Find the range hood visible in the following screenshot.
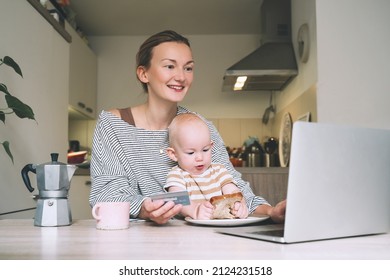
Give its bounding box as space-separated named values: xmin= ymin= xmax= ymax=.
xmin=222 ymin=0 xmax=297 ymax=92
xmin=222 ymin=42 xmax=297 ymax=91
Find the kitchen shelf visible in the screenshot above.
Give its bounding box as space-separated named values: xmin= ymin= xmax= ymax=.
xmin=27 ymin=0 xmax=71 ymax=43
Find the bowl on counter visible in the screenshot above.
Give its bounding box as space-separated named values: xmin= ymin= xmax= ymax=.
xmin=67 ymin=151 xmax=87 ymax=164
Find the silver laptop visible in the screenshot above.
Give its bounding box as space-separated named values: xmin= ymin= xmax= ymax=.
xmin=218 ymin=122 xmax=390 ymax=243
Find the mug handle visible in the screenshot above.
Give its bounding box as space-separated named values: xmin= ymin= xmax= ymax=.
xmin=91 ymin=204 xmax=101 ymax=220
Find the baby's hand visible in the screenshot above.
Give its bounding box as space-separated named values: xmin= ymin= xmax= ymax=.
xmin=231 ymin=199 xmax=249 ymax=219
xmin=195 ymin=201 xmax=214 ymax=220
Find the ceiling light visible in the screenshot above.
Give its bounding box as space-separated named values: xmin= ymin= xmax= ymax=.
xmin=233 ymin=76 xmax=247 ymax=91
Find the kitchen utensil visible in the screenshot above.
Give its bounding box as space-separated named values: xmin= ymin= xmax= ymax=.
xmin=245 ymin=138 xmax=265 ymax=167
xmin=68 ymin=140 xmax=80 ymax=152
xmin=264 ymin=137 xmax=278 ymax=154
xmin=262 ymin=91 xmax=276 ymax=125
xmin=264 ymin=137 xmax=279 ymax=167
xmin=21 ymin=153 xmax=77 ymax=227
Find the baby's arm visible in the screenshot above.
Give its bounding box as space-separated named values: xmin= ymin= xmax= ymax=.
xmin=167 ymin=186 xmax=214 ymax=219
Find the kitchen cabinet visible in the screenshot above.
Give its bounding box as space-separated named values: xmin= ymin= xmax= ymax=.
xmin=67 ymin=23 xmax=97 ymax=119
xmin=0 ymin=0 xmax=69 ymax=218
xmin=69 ymin=176 xmax=93 ymax=219
xmin=26 ymin=0 xmax=71 ymax=43
xmin=237 ymin=167 xmax=288 ymax=206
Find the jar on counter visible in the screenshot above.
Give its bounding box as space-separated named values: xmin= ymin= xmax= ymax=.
xmin=247 ymin=145 xmax=264 ymax=167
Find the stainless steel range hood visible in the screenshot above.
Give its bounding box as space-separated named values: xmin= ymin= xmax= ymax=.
xmin=222 ymin=42 xmax=297 ymax=91
xmin=222 ymin=0 xmax=297 ymax=92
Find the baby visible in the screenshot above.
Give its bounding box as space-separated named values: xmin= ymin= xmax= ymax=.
xmin=164 ymin=113 xmax=249 ymax=220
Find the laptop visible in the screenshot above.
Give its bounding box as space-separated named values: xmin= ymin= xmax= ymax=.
xmin=218 ymin=122 xmax=390 ymax=243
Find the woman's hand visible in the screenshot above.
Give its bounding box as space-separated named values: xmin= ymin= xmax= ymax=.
xmin=269 ymin=200 xmax=286 ymax=223
xmin=139 ymin=198 xmax=183 ymax=224
xmin=253 ymin=199 xmax=286 ymax=223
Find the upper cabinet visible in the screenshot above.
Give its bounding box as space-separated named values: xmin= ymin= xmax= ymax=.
xmin=67 ymin=23 xmax=97 ymax=119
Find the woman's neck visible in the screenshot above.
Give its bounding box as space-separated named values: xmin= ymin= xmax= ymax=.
xmin=143 ymin=102 xmax=177 ymax=130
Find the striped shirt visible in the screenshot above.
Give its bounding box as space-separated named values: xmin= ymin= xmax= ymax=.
xmin=89 ymin=106 xmax=269 ymax=218
xmin=164 ymin=163 xmax=235 ymax=202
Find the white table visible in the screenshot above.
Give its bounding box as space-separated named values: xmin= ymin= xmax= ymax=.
xmin=0 ymin=219 xmax=390 ymax=260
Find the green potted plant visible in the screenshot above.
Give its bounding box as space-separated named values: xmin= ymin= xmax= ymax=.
xmin=0 ymin=56 xmax=36 ymax=163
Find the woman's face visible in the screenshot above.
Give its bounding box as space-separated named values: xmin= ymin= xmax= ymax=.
xmin=138 ymin=42 xmax=194 ymax=103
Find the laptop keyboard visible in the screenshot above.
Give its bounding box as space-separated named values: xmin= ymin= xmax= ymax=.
xmin=250 ymin=229 xmax=285 ymax=237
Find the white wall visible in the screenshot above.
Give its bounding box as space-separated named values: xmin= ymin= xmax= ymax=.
xmin=88 ymin=0 xmax=390 ymax=141
xmin=316 ymin=0 xmax=390 ymax=129
xmin=275 ymin=0 xmax=390 ymax=132
xmin=276 ymin=0 xmax=317 ymax=111
xmin=88 ymin=2 xmax=319 ymax=123
xmin=89 ymin=34 xmax=272 ymax=119
xmin=0 ymin=1 xmax=69 ymax=217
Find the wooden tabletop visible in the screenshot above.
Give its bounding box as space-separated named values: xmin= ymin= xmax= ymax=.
xmin=1 ymin=219 xmax=389 ymax=260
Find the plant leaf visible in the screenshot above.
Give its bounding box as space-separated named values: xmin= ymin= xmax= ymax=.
xmin=5 ymin=95 xmax=35 ymax=120
xmin=2 ymin=56 xmax=23 ymax=77
xmin=0 ymin=83 xmax=10 ymax=95
xmin=1 ymin=141 xmax=14 ymax=163
xmin=0 ymin=111 xmax=5 ymax=123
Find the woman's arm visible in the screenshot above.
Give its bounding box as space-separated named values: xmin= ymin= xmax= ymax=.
xmin=205 ymin=120 xmax=270 ymax=211
xmin=90 ymin=112 xmax=154 ymax=218
xmin=89 ymin=116 xmax=135 ymax=205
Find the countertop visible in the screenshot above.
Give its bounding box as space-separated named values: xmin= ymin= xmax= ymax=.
xmin=73 ymin=166 xmax=288 ymax=177
xmin=74 ymin=167 xmax=90 ymax=176
xmin=1 ymin=219 xmax=389 ymax=260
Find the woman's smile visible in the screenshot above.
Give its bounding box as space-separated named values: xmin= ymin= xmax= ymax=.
xmin=167 ymin=84 xmax=185 ymax=92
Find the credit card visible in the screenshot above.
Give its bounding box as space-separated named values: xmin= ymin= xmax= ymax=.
xmin=149 ymin=191 xmax=190 ymax=206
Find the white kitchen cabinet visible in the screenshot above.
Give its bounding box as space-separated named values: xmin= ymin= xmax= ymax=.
xmin=68 ymin=175 xmax=93 ymax=219
xmin=0 ymin=0 xmax=69 ymax=218
xmin=67 ymin=23 xmax=97 ymax=119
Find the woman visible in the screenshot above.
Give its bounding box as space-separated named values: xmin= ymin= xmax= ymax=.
xmin=89 ymin=30 xmax=286 ymax=224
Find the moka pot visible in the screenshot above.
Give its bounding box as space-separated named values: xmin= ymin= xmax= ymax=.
xmin=21 ymin=153 xmax=77 ymax=226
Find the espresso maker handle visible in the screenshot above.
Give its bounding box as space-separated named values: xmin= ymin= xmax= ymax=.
xmin=21 ymin=164 xmax=36 ymax=193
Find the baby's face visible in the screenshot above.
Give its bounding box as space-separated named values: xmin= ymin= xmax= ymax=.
xmin=174 ymin=124 xmax=212 ymax=175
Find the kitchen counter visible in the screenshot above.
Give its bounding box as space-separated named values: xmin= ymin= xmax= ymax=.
xmin=73 ymin=167 xmax=287 ymax=177
xmin=1 ymin=219 xmax=389 ymax=260
xmin=74 ymin=167 xmax=90 ymax=176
